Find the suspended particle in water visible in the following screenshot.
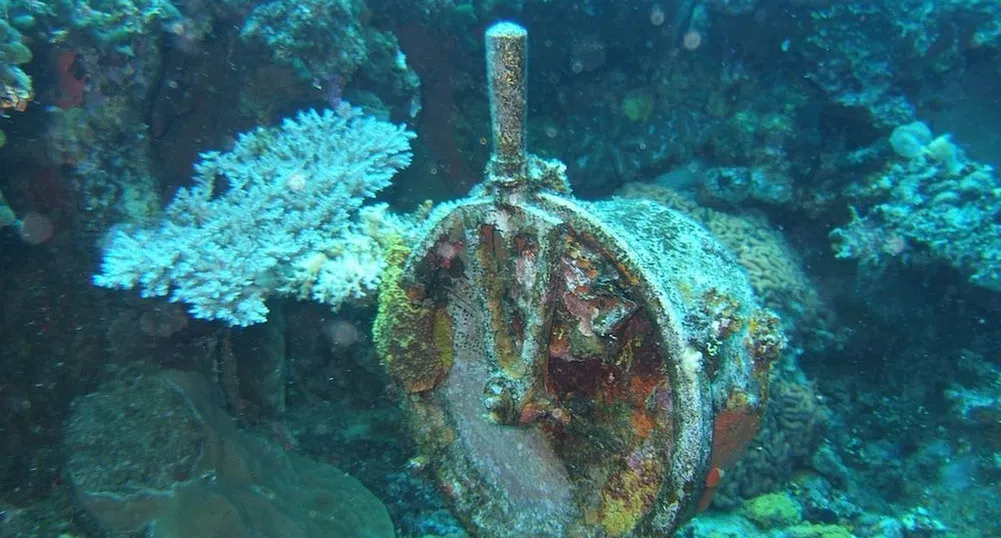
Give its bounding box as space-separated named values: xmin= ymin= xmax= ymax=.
xmin=650 ymin=4 xmax=665 ymax=26
xmin=683 ymin=30 xmax=703 ymax=51
xmin=285 ymin=172 xmax=307 ymax=191
xmin=19 ymin=212 xmax=53 ymax=245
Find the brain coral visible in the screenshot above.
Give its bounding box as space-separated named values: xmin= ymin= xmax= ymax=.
xmin=712 ymin=376 xmax=829 ymax=508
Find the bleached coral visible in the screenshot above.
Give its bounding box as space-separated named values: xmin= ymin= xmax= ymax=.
xmin=94 ymin=103 xmax=415 ymax=326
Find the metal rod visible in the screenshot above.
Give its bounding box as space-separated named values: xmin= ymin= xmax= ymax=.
xmin=485 ymin=22 xmax=528 ymax=187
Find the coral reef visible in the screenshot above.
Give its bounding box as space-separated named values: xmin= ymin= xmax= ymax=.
xmin=711 ymin=375 xmax=829 ymax=508
xmin=698 ymin=166 xmax=794 ymax=207
xmin=4 ymin=0 xmax=1001 ymax=537
xmin=0 ymin=1 xmax=35 ymax=146
xmin=240 ymin=0 xmax=421 ymax=112
xmin=800 ymin=2 xmax=1001 ymax=126
xmin=739 ymin=492 xmax=802 ymax=529
xmin=240 ymin=0 xmax=368 ymax=84
xmin=63 ymin=367 xmax=395 ymax=537
xmin=832 ymin=122 xmax=1001 ymax=291
xmin=93 ymin=104 xmax=416 ymax=326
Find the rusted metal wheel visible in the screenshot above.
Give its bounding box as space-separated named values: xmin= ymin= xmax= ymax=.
xmin=374 ymin=22 xmax=784 ymax=538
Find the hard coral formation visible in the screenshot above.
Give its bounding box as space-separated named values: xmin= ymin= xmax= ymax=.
xmin=712 ymin=376 xmax=828 ymax=508
xmin=4 ymin=0 xmax=1001 ymax=536
xmin=698 ymin=166 xmax=795 ymax=207
xmin=241 ymin=0 xmax=368 ymax=83
xmin=0 ymin=2 xmax=35 ymax=147
xmin=64 ymin=368 xmax=395 ymax=538
xmin=240 ymin=0 xmax=421 ymax=106
xmin=946 ymin=351 xmax=1001 ymax=452
xmin=93 ymin=104 xmax=416 ymax=326
xmin=740 ymin=492 xmax=802 ymax=529
xmin=800 ymin=2 xmax=1001 ymax=127
xmin=832 ymin=122 xmax=1001 ymax=291
xmin=49 ymin=0 xmax=182 ymax=51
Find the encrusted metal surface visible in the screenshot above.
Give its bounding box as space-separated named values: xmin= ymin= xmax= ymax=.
xmin=485 ymin=22 xmax=528 ymax=185
xmin=373 ymin=21 xmax=784 ymax=538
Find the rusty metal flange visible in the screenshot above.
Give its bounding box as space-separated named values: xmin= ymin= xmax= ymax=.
xmin=374 ymin=22 xmax=784 ymax=538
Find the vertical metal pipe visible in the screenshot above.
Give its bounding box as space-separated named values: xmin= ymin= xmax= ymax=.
xmin=485 ymin=22 xmax=528 ymax=187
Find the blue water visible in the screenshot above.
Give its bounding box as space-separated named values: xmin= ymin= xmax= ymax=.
xmin=1 ymin=1 xmax=1000 ymax=537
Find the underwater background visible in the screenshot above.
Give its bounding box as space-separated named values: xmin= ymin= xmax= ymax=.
xmin=1 ymin=0 xmax=1000 ymax=537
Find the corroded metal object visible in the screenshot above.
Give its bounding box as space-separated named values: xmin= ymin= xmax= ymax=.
xmin=374 ymin=21 xmax=784 ymax=538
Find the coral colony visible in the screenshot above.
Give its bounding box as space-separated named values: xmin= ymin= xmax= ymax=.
xmin=1 ymin=1 xmax=1001 ymax=538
